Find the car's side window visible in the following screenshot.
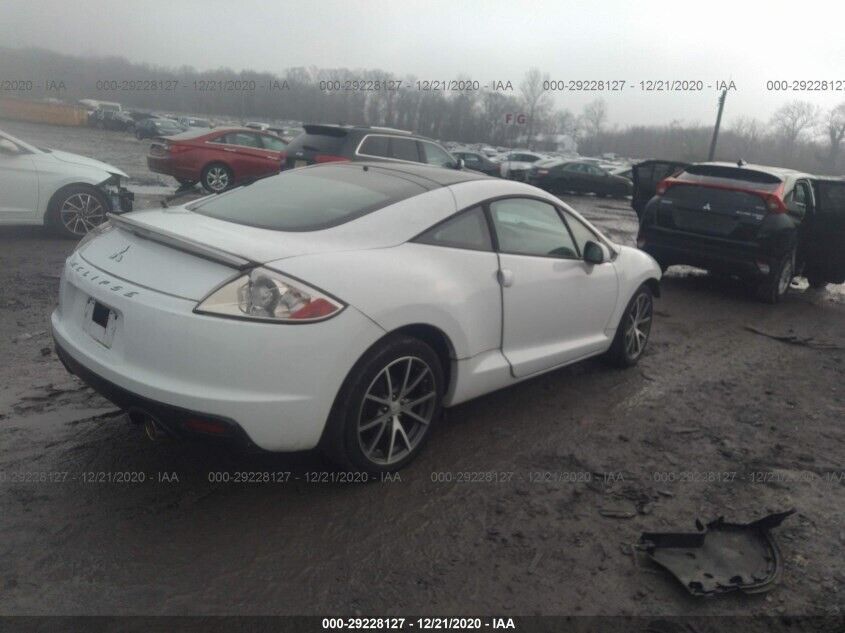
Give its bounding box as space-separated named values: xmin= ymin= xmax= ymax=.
xmin=260 ymin=135 xmax=286 ymax=152
xmin=224 ymin=132 xmax=262 ymax=148
xmin=390 ymin=137 xmax=421 ymax=162
xmin=562 ymin=211 xmax=598 ymax=257
xmin=489 ymin=198 xmax=578 ymax=259
xmin=414 ymin=206 xmax=492 ymax=251
xmin=359 ymin=135 xmax=390 ymax=157
xmin=462 ymin=154 xmax=481 ymax=167
xmin=786 ymin=180 xmax=811 ymax=219
xmin=420 ymin=142 xmax=455 ymax=167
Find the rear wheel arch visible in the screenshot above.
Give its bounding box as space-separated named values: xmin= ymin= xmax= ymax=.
xmin=643 ymin=277 xmax=661 ymax=298
xmin=319 ymin=324 xmax=454 ymax=471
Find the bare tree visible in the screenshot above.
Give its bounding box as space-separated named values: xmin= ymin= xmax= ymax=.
xmin=730 ymin=116 xmax=766 ymax=159
xmin=581 ymin=99 xmax=607 ymax=138
xmin=519 ymin=68 xmax=552 ymax=149
xmin=770 ymin=101 xmax=820 ymax=157
xmin=819 ymin=102 xmax=845 ymax=172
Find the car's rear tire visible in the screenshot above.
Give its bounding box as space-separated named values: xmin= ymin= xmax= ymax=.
xmin=603 ymin=284 xmax=654 ymax=368
xmin=755 ymin=250 xmax=794 ymax=304
xmin=47 ymin=185 xmax=110 ymax=239
xmin=322 ymin=335 xmax=444 ymax=474
xmin=201 ymin=163 xmax=233 ymax=193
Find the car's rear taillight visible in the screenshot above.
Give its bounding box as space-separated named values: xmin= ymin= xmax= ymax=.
xmin=761 ymin=193 xmax=787 ymax=213
xmin=314 ymin=154 xmax=349 ymax=163
xmin=655 ymin=178 xmax=672 ymax=196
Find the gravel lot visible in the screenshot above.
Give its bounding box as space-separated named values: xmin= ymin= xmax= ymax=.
xmin=1 ymin=121 xmax=844 ymax=622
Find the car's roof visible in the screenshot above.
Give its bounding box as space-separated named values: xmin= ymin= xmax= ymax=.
xmin=302 ymin=123 xmax=432 ymax=141
xmin=169 ymin=126 xmax=260 ymax=140
xmin=327 ymin=161 xmax=492 ymax=187
xmin=693 ymin=161 xmax=813 ymax=179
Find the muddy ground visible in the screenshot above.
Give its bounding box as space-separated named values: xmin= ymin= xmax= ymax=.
xmin=1 ymin=121 xmax=844 ymax=623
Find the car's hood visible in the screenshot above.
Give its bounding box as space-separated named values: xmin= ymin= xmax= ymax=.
xmin=47 ymin=149 xmax=128 ymax=178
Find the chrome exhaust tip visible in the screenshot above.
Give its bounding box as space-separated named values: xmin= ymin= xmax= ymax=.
xmin=129 ymin=409 xmax=168 ymax=441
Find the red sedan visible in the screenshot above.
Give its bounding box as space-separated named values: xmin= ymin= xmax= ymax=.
xmin=146 ymin=127 xmax=287 ymax=192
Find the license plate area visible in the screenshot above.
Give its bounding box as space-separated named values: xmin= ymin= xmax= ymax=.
xmin=84 ymin=298 xmax=118 ymax=348
xmin=294 ymin=160 xmax=307 ymax=168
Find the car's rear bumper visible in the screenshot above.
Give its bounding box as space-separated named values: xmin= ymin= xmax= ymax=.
xmin=146 ymin=156 xmax=196 ymax=180
xmin=51 ymin=254 xmax=386 ymax=451
xmin=638 ymin=227 xmax=779 ymax=277
xmin=54 ymin=340 xmax=253 ymax=445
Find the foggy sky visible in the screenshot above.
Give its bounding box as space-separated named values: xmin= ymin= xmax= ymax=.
xmin=2 ymin=0 xmax=845 ymax=127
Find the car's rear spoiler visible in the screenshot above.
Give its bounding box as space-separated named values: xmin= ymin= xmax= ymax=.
xmin=107 ymin=213 xmax=256 ymax=270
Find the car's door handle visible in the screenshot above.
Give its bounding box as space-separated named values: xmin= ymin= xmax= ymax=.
xmin=223 ymin=148 xmax=236 ymax=152
xmin=498 ymin=269 xmax=514 ymax=287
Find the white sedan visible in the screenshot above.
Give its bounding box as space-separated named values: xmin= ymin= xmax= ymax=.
xmin=51 ymin=162 xmax=660 ymax=472
xmin=0 ymin=129 xmax=132 ymax=238
xmin=498 ymin=150 xmax=547 ymax=180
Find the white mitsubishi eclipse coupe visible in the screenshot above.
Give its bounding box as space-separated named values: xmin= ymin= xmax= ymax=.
xmin=52 ymin=162 xmax=661 ymax=472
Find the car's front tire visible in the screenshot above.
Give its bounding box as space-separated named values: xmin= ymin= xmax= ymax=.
xmin=322 ymin=335 xmax=444 ymax=474
xmin=47 ymin=185 xmax=109 ymax=239
xmin=604 ymin=284 xmax=654 ymax=367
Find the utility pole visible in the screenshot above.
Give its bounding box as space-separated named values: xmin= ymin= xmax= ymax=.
xmin=708 ymin=89 xmax=727 ymax=161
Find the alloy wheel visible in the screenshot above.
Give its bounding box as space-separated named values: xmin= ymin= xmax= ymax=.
xmin=624 ymin=292 xmax=652 ymax=360
xmin=357 ymin=356 xmax=437 ymax=466
xmin=777 ymin=257 xmax=794 ymax=296
xmin=60 ymin=193 xmax=105 ymax=236
xmin=206 ymin=166 xmax=230 ymax=191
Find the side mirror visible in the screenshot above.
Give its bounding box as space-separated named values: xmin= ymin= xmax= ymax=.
xmin=0 ymin=139 xmax=20 ymax=155
xmin=583 ymin=240 xmax=607 ymax=265
xmin=453 ymin=158 xmax=465 ymax=170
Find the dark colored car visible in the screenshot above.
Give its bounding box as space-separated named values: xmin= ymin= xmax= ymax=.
xmin=528 ymin=159 xmax=633 ymax=197
xmin=147 ymin=127 xmax=287 ymax=192
xmin=135 ymin=118 xmax=186 ymax=140
xmin=451 ymin=149 xmax=500 ymax=177
xmin=631 ymin=159 xmax=689 ymax=218
xmin=280 ymin=125 xmax=461 ymax=171
xmin=178 ymin=116 xmax=212 ymax=129
xmin=636 ymin=161 xmax=845 ymax=302
xmin=91 ymin=109 xmax=135 ymax=131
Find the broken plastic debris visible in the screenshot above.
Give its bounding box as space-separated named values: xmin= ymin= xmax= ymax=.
xmin=638 ymin=509 xmax=795 ymax=596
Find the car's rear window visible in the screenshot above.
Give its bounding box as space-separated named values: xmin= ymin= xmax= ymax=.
xmin=535 ymin=158 xmax=564 ymax=168
xmin=285 ymin=133 xmax=346 ymax=154
xmin=188 ymin=165 xmax=428 ymax=231
xmin=681 ymin=165 xmax=783 ymax=190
